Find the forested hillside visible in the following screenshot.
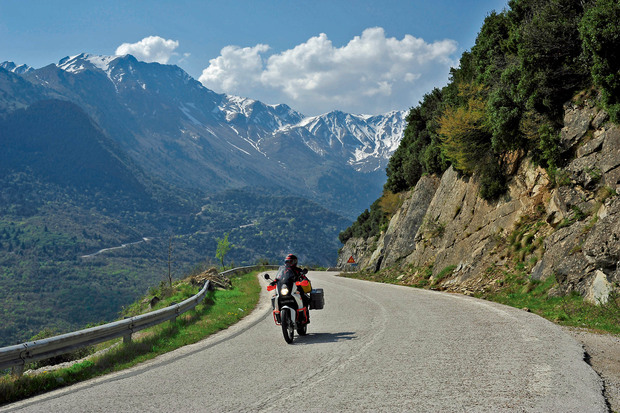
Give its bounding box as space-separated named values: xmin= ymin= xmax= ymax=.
xmin=340 ymin=0 xmax=620 ymax=243
xmin=0 ymin=100 xmax=195 ymax=345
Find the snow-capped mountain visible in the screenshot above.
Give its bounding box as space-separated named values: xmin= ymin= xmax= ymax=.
xmin=1 ymin=61 xmax=34 ymax=74
xmin=3 ymin=53 xmax=406 ymax=218
xmin=283 ymin=110 xmax=406 ymax=172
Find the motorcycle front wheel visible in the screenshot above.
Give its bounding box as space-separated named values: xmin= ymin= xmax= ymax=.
xmin=281 ymin=309 xmax=295 ymax=344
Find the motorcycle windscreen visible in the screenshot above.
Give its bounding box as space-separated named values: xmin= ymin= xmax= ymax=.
xmin=276 ymin=267 xmax=297 ymax=289
xmin=275 ymin=266 xmax=297 ymax=283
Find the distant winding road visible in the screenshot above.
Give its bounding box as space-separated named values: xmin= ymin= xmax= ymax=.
xmin=2 ymin=271 xmax=606 ymax=412
xmin=80 ymin=238 xmax=152 ymax=258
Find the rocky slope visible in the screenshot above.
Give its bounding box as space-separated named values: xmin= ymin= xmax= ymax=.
xmin=338 ymin=100 xmax=619 ymax=304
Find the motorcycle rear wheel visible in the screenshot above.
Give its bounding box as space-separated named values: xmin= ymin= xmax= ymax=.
xmin=297 ymin=322 xmax=307 ymax=336
xmin=281 ymin=310 xmax=295 ymax=344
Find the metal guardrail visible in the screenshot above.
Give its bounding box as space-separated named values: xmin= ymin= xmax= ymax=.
xmin=220 ymin=265 xmax=278 ymax=278
xmin=0 ymin=265 xmax=278 ymax=376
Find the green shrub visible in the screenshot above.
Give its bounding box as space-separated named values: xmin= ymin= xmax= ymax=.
xmin=535 ymin=123 xmax=562 ymax=169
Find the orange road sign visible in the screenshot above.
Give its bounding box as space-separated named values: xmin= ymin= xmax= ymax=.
xmin=347 ymin=255 xmax=356 ymax=264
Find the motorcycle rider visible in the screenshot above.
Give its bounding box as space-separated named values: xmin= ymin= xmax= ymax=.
xmin=280 ymin=253 xmax=312 ymax=315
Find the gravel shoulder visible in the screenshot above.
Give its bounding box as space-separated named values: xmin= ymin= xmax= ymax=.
xmin=562 ymin=327 xmax=620 ymax=412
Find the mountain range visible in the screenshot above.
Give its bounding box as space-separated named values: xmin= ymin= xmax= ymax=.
xmin=2 ymin=53 xmax=405 ymax=218
xmin=0 ymin=61 xmax=34 ymax=75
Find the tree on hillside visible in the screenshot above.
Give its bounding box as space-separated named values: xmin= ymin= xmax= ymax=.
xmin=580 ymin=0 xmax=620 ymax=122
xmin=215 ymin=232 xmax=233 ymax=268
xmin=471 ymin=11 xmax=511 ymax=88
xmin=511 ymin=0 xmax=590 ymax=120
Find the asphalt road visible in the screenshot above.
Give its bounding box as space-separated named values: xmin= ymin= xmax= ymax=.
xmin=2 ymin=271 xmax=606 ymax=412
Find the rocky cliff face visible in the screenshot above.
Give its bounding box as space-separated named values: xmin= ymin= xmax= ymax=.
xmin=338 ymin=100 xmax=620 ymax=304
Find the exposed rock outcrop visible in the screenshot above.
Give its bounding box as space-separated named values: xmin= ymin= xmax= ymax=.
xmin=339 ymin=100 xmax=620 ymax=304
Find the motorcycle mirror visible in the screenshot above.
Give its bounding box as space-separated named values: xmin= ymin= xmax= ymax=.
xmin=264 ymin=273 xmax=271 ymax=280
xmin=302 ymin=268 xmax=308 ymax=275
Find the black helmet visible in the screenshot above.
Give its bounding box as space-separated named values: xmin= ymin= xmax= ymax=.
xmin=285 ymin=254 xmax=298 ymax=267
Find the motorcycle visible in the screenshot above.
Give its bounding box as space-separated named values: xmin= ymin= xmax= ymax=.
xmin=265 ymin=266 xmax=317 ymax=344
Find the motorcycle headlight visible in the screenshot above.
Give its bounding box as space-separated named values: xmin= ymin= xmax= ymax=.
xmin=281 ymin=285 xmax=289 ymax=296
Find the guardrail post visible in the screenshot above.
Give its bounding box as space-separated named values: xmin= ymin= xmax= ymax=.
xmin=123 ymin=317 xmax=133 ymax=344
xmin=170 ymin=302 xmax=178 ymax=325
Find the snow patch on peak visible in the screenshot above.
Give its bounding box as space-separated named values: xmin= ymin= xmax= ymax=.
xmin=57 ymin=53 xmax=119 ymax=74
xmin=219 ymin=95 xmax=303 ymax=130
xmin=221 ymin=95 xmax=257 ymax=117
xmin=227 ymin=94 xmax=256 ymax=106
xmin=296 ymin=115 xmax=322 ymax=129
xmin=85 ymin=55 xmax=118 ymax=71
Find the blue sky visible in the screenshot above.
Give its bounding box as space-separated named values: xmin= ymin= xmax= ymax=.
xmin=1 ymin=0 xmax=508 ymax=116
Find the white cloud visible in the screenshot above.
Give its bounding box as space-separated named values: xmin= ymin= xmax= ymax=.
xmin=116 ymin=36 xmax=179 ymax=64
xmin=199 ymin=27 xmax=458 ymax=116
xmin=200 ymin=44 xmax=269 ymax=92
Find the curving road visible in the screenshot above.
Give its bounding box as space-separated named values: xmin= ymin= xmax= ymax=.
xmin=2 ymin=271 xmax=606 ymax=412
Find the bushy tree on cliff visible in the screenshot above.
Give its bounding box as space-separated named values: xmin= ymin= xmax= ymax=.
xmin=580 ymin=0 xmax=620 ymax=122
xmin=438 ymin=83 xmax=490 ymax=175
xmin=508 ymin=0 xmax=590 ymax=120
xmin=439 ymin=82 xmax=509 ymax=199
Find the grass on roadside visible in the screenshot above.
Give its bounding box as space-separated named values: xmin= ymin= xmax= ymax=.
xmin=341 ymin=268 xmax=620 ymax=336
xmin=0 ymin=271 xmax=261 ymax=406
xmin=483 ymin=271 xmax=620 ymax=335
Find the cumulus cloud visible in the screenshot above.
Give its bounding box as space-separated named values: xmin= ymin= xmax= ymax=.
xmin=116 ymin=36 xmax=179 ymax=64
xmin=199 ymin=27 xmax=458 ymax=115
xmin=200 ymin=44 xmax=270 ymax=92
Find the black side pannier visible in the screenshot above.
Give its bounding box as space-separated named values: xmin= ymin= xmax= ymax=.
xmin=310 ymin=288 xmax=324 ymax=310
